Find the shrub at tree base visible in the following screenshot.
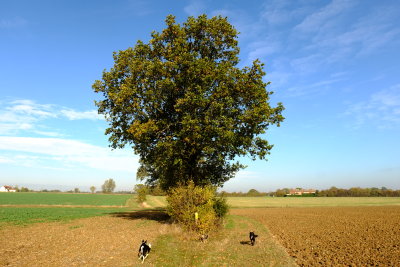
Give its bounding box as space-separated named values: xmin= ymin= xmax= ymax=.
xmin=166 ymin=181 xmax=228 ymax=235
xmin=134 ymin=184 xmax=148 ymax=204
xmin=213 ymin=196 xmax=229 ymax=219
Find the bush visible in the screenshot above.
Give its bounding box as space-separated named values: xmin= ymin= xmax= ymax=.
xmin=134 ymin=184 xmax=148 ymax=203
xmin=213 ymin=196 xmax=229 ymax=219
xmin=166 ymin=181 xmax=228 ymax=235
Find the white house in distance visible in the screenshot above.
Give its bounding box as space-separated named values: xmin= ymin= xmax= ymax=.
xmin=0 ymin=186 xmax=16 ymax=192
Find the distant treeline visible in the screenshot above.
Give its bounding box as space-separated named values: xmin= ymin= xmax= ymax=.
xmin=274 ymin=187 xmax=400 ymax=197
xmin=8 ymin=186 xmax=400 ymax=197
xmin=217 ymin=187 xmax=400 ymax=197
xmin=217 ymin=189 xmax=268 ymax=197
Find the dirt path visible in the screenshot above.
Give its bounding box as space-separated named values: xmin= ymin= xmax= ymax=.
xmin=0 ymin=210 xmax=168 ymax=266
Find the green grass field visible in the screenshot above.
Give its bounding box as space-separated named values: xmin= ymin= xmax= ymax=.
xmin=0 ymin=207 xmax=128 ymax=227
xmin=0 ymin=192 xmax=133 ymax=206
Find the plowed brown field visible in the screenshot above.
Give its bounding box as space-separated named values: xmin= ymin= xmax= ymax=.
xmin=232 ymin=206 xmax=400 ymax=266
xmin=0 ymin=210 xmax=170 ymax=266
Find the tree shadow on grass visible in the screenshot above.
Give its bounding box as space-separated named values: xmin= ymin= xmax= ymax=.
xmin=109 ymin=208 xmax=170 ymax=223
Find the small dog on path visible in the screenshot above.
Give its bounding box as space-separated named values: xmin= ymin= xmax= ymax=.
xmin=249 ymin=232 xmax=258 ymax=246
xmin=138 ymin=240 xmax=151 ymax=263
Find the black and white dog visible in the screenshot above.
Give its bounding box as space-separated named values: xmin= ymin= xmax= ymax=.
xmin=138 ymin=240 xmax=151 ymax=263
xmin=249 ymin=232 xmax=258 ymax=246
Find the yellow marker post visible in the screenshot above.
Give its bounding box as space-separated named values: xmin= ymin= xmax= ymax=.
xmin=195 ymin=212 xmax=198 ymax=224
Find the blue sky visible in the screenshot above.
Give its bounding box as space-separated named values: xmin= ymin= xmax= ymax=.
xmin=1 ymin=0 xmax=399 ymax=192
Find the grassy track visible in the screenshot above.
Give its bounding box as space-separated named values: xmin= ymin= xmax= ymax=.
xmin=0 ymin=207 xmax=128 ymax=227
xmin=151 ymin=214 xmax=296 ymax=266
xmin=0 ymin=192 xmax=133 ymax=206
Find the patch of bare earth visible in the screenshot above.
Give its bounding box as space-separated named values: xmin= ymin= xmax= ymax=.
xmin=232 ymin=206 xmax=400 ymax=266
xmin=0 ymin=210 xmax=169 ymax=266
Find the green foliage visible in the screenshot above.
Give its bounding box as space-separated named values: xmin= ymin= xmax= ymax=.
xmin=148 ymin=183 xmax=167 ymax=196
xmin=101 ymin=178 xmax=116 ymax=193
xmin=213 ymin=196 xmax=229 ymax=219
xmin=74 ymin=188 xmax=80 ymax=193
xmin=274 ymin=188 xmax=290 ymax=197
xmin=90 ymin=186 xmax=96 ymax=193
xmin=20 ymin=187 xmax=30 ymax=192
xmin=317 ymin=187 xmax=400 ymax=197
xmin=93 ymin=14 xmax=285 ymax=190
xmin=134 ymin=184 xmax=148 ymax=203
xmin=166 ymin=181 xmax=226 ymax=234
xmin=269 ymin=187 xmax=400 ymax=197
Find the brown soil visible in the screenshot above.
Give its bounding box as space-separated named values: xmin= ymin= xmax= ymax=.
xmin=0 ymin=210 xmax=169 ymax=267
xmin=232 ymin=206 xmax=400 ymax=266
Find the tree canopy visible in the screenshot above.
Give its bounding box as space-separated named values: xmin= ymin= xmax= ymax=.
xmin=101 ymin=178 xmax=116 ymax=193
xmin=93 ymin=15 xmax=284 ymax=190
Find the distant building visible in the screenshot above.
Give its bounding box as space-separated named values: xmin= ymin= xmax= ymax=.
xmin=286 ymin=188 xmax=316 ymax=196
xmin=0 ymin=186 xmax=16 ymax=192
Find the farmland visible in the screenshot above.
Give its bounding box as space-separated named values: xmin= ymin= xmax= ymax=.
xmin=0 ymin=192 xmax=132 ymax=206
xmin=0 ymin=207 xmax=128 ymax=227
xmin=145 ymin=195 xmax=400 ymax=208
xmin=1 ymin=193 xmax=400 ymax=266
xmin=233 ymin=206 xmax=400 ymax=266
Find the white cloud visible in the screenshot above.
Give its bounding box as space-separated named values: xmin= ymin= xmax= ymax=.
xmin=261 ymin=0 xmax=307 ymax=26
xmin=247 ymin=40 xmax=280 ymax=62
xmin=0 ymin=136 xmax=139 ymax=173
xmin=294 ymin=0 xmax=354 ymax=33
xmin=0 ymin=17 xmax=27 ymax=28
xmin=293 ymin=2 xmax=400 ymax=65
xmin=0 ymin=99 xmax=102 ymax=135
xmin=345 ymin=84 xmax=400 ymax=128
xmin=61 ymin=109 xmax=102 ymax=120
xmin=8 ymin=100 xmax=56 ymax=118
xmin=184 ymin=0 xmax=205 ymax=16
xmin=0 ymin=156 xmax=14 ymax=164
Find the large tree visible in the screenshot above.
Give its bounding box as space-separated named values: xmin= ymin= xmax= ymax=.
xmin=101 ymin=178 xmax=116 ymax=193
xmin=93 ymin=15 xmax=284 ymax=190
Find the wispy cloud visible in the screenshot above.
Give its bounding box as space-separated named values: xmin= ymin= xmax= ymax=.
xmin=126 ymin=0 xmax=153 ymax=16
xmin=247 ymin=39 xmax=280 ymax=63
xmin=294 ymin=0 xmax=354 ymax=33
xmin=292 ymin=2 xmax=400 ymax=66
xmin=0 ymin=136 xmax=138 ymax=173
xmin=0 ymin=17 xmax=27 ymax=28
xmin=60 ymin=109 xmax=102 ymax=120
xmin=285 ymin=77 xmax=345 ymax=98
xmin=344 ymin=84 xmax=400 ymax=128
xmin=0 ymin=99 xmax=102 ymax=135
xmin=184 ymin=0 xmax=205 ymax=16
